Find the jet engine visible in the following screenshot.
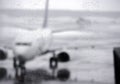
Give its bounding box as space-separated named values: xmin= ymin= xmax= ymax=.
xmin=0 ymin=49 xmax=7 ymax=60
xmin=57 ymin=52 xmax=70 ymax=62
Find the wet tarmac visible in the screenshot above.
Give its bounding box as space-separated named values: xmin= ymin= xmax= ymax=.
xmin=0 ymin=48 xmax=115 ymax=84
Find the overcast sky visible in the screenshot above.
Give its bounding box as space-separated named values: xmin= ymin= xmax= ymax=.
xmin=0 ymin=0 xmax=120 ymax=11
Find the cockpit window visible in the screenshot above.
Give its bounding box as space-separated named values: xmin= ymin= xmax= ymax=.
xmin=16 ymin=42 xmax=32 ymax=46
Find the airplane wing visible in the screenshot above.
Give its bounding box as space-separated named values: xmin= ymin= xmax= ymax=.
xmin=50 ymin=30 xmax=118 ymax=51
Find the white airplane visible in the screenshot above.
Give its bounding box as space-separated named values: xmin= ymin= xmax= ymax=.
xmin=0 ymin=0 xmax=72 ymax=81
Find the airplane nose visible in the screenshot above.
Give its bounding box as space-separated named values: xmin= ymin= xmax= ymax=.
xmin=14 ymin=46 xmax=28 ymax=56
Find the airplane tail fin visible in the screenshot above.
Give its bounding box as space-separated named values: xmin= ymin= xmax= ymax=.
xmin=42 ymin=0 xmax=49 ymax=28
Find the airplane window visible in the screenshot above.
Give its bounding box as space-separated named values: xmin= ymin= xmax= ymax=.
xmin=16 ymin=42 xmax=31 ymax=46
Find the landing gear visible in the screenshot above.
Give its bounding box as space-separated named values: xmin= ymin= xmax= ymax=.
xmin=49 ymin=51 xmax=70 ymax=81
xmin=49 ymin=57 xmax=58 ymax=69
xmin=49 ymin=54 xmax=58 ymax=79
xmin=49 ymin=51 xmax=58 ymax=69
xmin=13 ymin=57 xmax=26 ymax=82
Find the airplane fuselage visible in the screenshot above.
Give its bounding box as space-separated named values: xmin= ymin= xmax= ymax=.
xmin=13 ymin=29 xmax=52 ymax=61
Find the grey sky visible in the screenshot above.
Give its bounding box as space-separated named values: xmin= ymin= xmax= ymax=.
xmin=0 ymin=0 xmax=120 ymax=11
